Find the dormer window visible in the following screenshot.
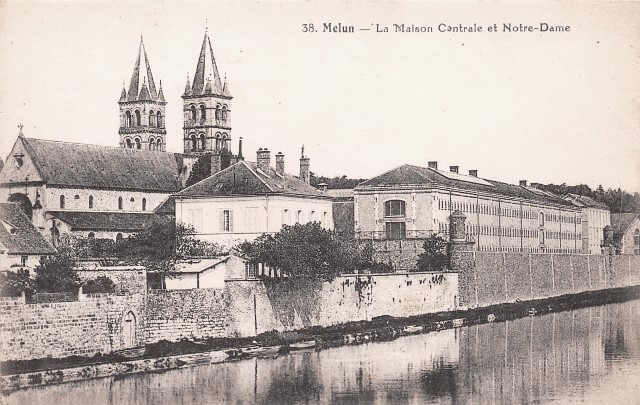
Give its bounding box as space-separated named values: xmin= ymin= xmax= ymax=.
xmin=13 ymin=154 xmax=24 ymax=168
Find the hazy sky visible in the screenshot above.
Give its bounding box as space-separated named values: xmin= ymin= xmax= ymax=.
xmin=1 ymin=1 xmax=638 ymax=192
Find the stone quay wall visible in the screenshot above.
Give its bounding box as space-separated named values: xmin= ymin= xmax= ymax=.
xmin=0 ymin=293 xmax=146 ymax=362
xmin=456 ymin=252 xmax=640 ymax=308
xmin=146 ymin=288 xmax=227 ymax=343
xmin=225 ymin=271 xmax=458 ymax=337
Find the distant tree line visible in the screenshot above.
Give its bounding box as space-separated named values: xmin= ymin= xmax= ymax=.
xmin=310 ymin=173 xmax=367 ymax=189
xmin=536 ymin=183 xmax=640 ymax=213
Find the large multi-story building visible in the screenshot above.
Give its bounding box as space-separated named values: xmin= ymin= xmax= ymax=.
xmin=174 ymin=148 xmax=333 ymax=248
xmin=355 ymin=162 xmax=583 ymax=253
xmin=563 ymin=193 xmax=610 ymax=254
xmin=0 ymin=31 xmax=243 ymax=242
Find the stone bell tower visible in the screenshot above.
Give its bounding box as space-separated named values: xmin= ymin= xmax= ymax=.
xmin=118 ymin=37 xmax=167 ymax=151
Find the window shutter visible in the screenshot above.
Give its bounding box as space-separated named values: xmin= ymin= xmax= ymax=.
xmin=219 ymin=210 xmax=224 ymax=232
xmin=229 ymin=210 xmax=234 ymax=232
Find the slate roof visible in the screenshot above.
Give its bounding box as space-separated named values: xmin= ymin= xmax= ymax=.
xmin=21 ymin=138 xmax=184 ymax=192
xmin=325 ymin=189 xmax=354 ymax=201
xmin=564 ymin=193 xmax=610 ymax=210
xmin=175 ymin=161 xmax=329 ymax=199
xmin=124 ymin=38 xmax=160 ymax=102
xmin=48 ymin=211 xmax=162 ymax=232
xmin=186 ymin=31 xmax=226 ymax=97
xmin=174 ymin=257 xmax=229 ymax=273
xmin=611 ymin=213 xmax=640 ymax=235
xmin=0 ymin=203 xmax=56 ymax=255
xmin=154 ymin=196 xmax=176 ymax=215
xmin=356 ymin=164 xmax=574 ymax=208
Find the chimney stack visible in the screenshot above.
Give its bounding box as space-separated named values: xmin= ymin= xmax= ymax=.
xmin=519 ymin=180 xmax=528 ymax=187
xmin=428 ymin=161 xmax=438 ymax=170
xmin=299 ymin=146 xmax=310 ymax=184
xmin=275 ymin=152 xmax=285 ymax=176
xmin=450 ymin=166 xmax=459 ymax=174
xmin=238 ymin=137 xmax=243 ymax=159
xmin=468 ymin=170 xmax=478 ymax=177
xmin=256 ymin=148 xmax=271 ymax=174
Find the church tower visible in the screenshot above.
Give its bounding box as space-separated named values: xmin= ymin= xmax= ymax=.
xmin=183 ymin=30 xmax=233 ymax=161
xmin=118 ymin=37 xmax=167 ymax=151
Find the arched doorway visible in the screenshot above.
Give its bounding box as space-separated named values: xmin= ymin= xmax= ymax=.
xmin=122 ymin=311 xmax=137 ymax=348
xmin=8 ymin=193 xmax=33 ymax=220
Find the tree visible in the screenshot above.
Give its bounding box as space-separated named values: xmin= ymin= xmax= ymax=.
xmin=34 ymin=237 xmax=82 ymax=293
xmin=116 ymin=218 xmax=223 ymax=275
xmin=310 ymin=173 xmax=367 ymax=189
xmin=240 ymin=222 xmax=389 ymax=281
xmin=416 ymin=234 xmax=448 ymax=272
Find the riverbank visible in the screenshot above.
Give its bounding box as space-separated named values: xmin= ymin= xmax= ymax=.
xmin=3 ymin=284 xmax=640 ymax=393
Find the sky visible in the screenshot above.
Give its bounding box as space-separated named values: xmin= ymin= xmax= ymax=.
xmin=0 ymin=1 xmax=639 ymax=192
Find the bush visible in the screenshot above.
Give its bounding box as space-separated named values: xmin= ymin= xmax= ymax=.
xmin=82 ymin=276 xmax=116 ymax=294
xmin=0 ymin=269 xmax=34 ymax=296
xmin=34 ymin=243 xmax=82 ymax=293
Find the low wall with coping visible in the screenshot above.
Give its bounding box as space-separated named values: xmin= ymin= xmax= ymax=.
xmin=0 ymin=293 xmax=146 ymax=362
xmin=225 ymin=271 xmax=458 ymax=337
xmin=146 ymin=288 xmax=227 ymax=343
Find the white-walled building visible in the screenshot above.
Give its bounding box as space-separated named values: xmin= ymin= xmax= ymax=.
xmin=563 ymin=193 xmax=610 ymax=254
xmin=174 ymin=149 xmax=333 ymax=248
xmin=355 ymin=163 xmax=583 ymax=253
xmin=0 ymin=203 xmax=56 ymax=270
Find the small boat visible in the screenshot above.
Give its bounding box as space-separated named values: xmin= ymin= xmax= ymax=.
xmin=487 ymin=314 xmax=496 ymax=323
xmin=403 ymin=325 xmax=424 ymax=334
xmin=113 ymin=346 xmax=146 ymax=359
xmin=452 ymin=318 xmax=465 ymax=328
xmin=289 ymin=340 xmax=316 ymax=350
xmin=528 ymin=308 xmax=537 ymax=316
xmin=242 ymin=345 xmax=282 ymax=357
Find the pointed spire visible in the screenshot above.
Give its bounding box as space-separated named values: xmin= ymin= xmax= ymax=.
xmin=191 ymin=30 xmax=224 ymax=96
xmin=138 ymin=77 xmax=151 ymax=101
xmin=222 ymin=74 xmax=231 ymax=97
xmin=183 ymin=73 xmax=192 ymax=96
xmin=119 ymin=82 xmax=127 ymax=102
xmin=126 ymin=36 xmax=159 ymax=101
xmin=158 ymin=80 xmax=166 ymax=102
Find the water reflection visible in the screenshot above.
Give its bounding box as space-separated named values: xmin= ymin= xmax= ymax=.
xmin=7 ymin=300 xmax=640 ymax=404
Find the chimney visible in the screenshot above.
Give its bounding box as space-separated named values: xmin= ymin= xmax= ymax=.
xmin=468 ymin=170 xmax=478 ymax=177
xmin=428 ymin=161 xmax=438 ymax=170
xmin=238 ymin=137 xmax=243 ymax=159
xmin=519 ymin=180 xmax=528 ymax=187
xmin=275 ymin=152 xmax=285 ymax=176
xmin=449 ymin=166 xmax=459 ymax=174
xmin=299 ymin=146 xmax=310 ymax=184
xmin=256 ymin=148 xmax=271 ymax=173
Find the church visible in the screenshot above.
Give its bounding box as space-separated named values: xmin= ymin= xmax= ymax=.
xmin=0 ymin=31 xmax=245 ymax=244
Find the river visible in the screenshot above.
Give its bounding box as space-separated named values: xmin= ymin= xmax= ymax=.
xmin=5 ymin=299 xmax=640 ymax=404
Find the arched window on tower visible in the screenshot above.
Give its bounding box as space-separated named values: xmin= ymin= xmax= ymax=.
xmin=190 ymin=105 xmax=197 ymax=123
xmin=156 ymin=138 xmax=162 ymax=151
xmin=222 ymin=134 xmax=229 ymax=151
xmin=156 ymin=111 xmax=162 ymax=127
xmin=59 ymin=195 xmax=65 ymax=209
xmin=125 ymin=138 xmax=133 ymax=149
xmin=221 ymin=105 xmax=228 ymax=124
xmin=200 ymin=105 xmax=206 ymax=123
xmin=215 ymin=104 xmax=221 ymax=125
xmin=215 ymin=134 xmax=221 ymax=151
xmin=135 ymin=110 xmax=141 ymax=126
xmin=135 ymin=138 xmax=141 ymax=149
xmin=125 ymin=111 xmax=132 ymax=127
xmin=199 ymin=134 xmax=206 ymax=150
xmin=190 ymin=134 xmax=197 ymax=151
xmin=149 ymin=111 xmax=155 ymax=126
xmin=148 ymin=137 xmax=155 ymax=151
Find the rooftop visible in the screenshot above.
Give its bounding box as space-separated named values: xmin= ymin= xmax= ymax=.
xmin=0 ymin=203 xmax=56 ymax=256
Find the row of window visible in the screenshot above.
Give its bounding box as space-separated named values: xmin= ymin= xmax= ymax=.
xmin=189 ymin=104 xmax=229 ymax=125
xmin=436 ymin=221 xmax=580 ymax=240
xmin=187 ymin=133 xmax=229 ymax=152
xmin=436 ymin=198 xmax=580 ymax=224
xmin=59 ymin=195 xmax=147 ymax=211
xmin=123 ymin=136 xmax=163 ymax=150
xmin=477 ymin=245 xmax=582 ymax=254
xmin=282 ymin=209 xmax=329 ymax=228
xmin=124 ymin=110 xmax=163 ymax=128
xmin=186 ymin=208 xmax=330 ymax=234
